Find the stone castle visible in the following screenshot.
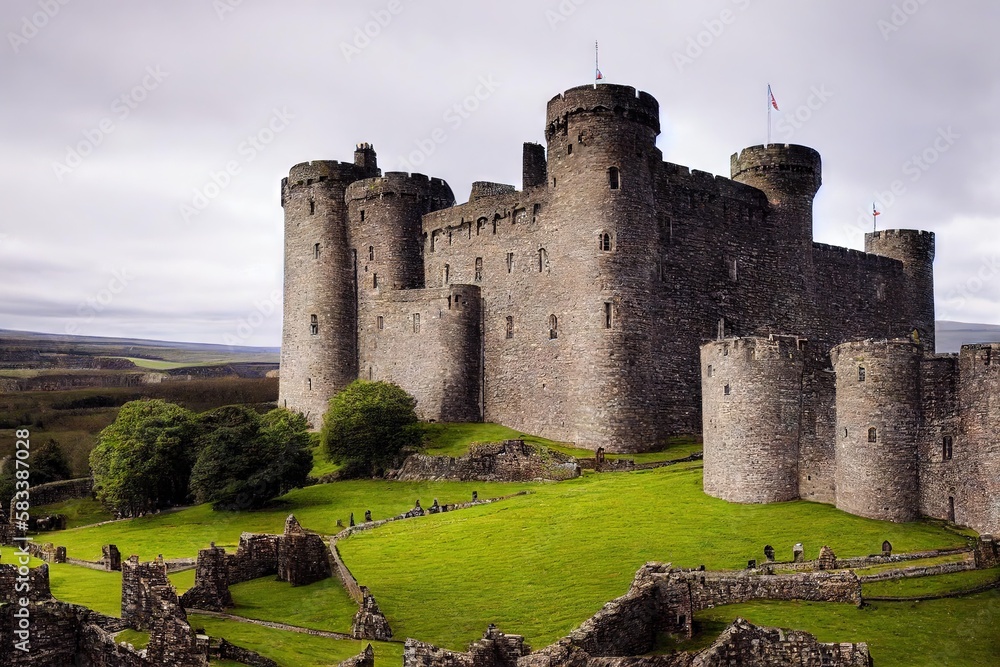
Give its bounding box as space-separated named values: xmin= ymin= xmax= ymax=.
xmin=279 ymin=82 xmax=997 ymax=535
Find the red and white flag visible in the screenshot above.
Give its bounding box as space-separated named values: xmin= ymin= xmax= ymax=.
xmin=873 ymin=203 xmax=881 ymax=217
xmin=768 ymin=84 xmax=779 ymax=111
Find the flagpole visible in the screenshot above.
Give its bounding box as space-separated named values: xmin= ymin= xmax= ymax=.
xmin=594 ymin=40 xmax=599 ymax=88
xmin=767 ymin=85 xmax=771 ymax=145
xmin=873 ymin=202 xmax=877 ymax=232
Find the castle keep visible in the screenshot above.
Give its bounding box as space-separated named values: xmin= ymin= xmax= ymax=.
xmin=279 ymin=82 xmax=996 ymax=533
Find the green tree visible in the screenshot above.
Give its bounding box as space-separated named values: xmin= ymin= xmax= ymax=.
xmin=30 ymin=438 xmax=73 ymax=485
xmin=189 ymin=405 xmax=312 ymax=511
xmin=89 ymin=399 xmax=197 ymax=517
xmin=321 ymin=380 xmax=420 ymax=477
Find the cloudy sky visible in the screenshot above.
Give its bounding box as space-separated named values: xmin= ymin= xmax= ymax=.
xmin=1 ymin=0 xmax=998 ymax=347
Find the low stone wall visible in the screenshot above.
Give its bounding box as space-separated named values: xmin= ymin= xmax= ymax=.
xmin=689 ymin=618 xmax=872 ymax=667
xmin=340 ymin=644 xmax=376 ymax=667
xmin=27 ymin=477 xmax=93 ymax=507
xmin=974 ymin=535 xmax=999 ymax=568
xmin=675 ymin=569 xmax=863 ymax=611
xmin=215 ymin=638 xmax=281 ymax=667
xmin=404 ymin=626 xmax=530 ymax=667
xmin=857 ymin=560 xmax=976 ymax=583
xmin=352 ymin=586 xmax=393 ymax=641
xmin=395 ymin=441 xmax=579 ymax=482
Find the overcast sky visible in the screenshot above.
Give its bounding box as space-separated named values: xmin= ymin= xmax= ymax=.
xmin=1 ymin=0 xmax=998 ymax=347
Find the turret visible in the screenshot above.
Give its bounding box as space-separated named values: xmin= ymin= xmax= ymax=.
xmin=730 ymin=144 xmax=822 ymax=245
xmin=353 ymin=142 xmax=379 ymax=178
xmin=864 ymin=230 xmax=936 ymax=352
xmin=279 ymin=158 xmax=365 ymax=425
xmin=702 ymin=336 xmax=806 ymax=503
xmin=831 ymin=339 xmax=922 ymax=522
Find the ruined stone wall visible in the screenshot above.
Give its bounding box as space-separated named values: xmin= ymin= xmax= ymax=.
xmin=702 ymin=337 xmax=805 ymax=504
xmin=669 ymin=569 xmax=862 ymax=611
xmin=395 ymin=440 xmax=579 ymax=482
xmin=0 ymin=563 xmax=51 ymax=602
xmin=225 ymin=532 xmax=280 ymax=585
xmin=120 ymin=555 xmax=171 ymax=630
xmin=277 ymin=515 xmax=331 ymax=587
xmin=26 ymin=477 xmax=93 ymax=507
xmin=404 ymin=627 xmax=530 ymax=667
xmin=361 ymin=285 xmax=482 ymax=422
xmin=690 ymin=618 xmax=872 ymax=667
xmin=832 ymin=339 xmax=922 ymax=522
xmin=178 ymin=544 xmax=233 ymax=611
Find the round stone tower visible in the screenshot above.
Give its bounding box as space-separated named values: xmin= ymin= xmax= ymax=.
xmin=543 ymin=84 xmax=662 ymax=451
xmin=832 ymin=339 xmax=922 ymax=522
xmin=702 ymin=336 xmax=805 ymax=503
xmin=346 ymin=172 xmax=455 ymax=293
xmin=279 ymin=156 xmax=371 ymax=425
xmin=865 ymin=230 xmax=936 ymax=352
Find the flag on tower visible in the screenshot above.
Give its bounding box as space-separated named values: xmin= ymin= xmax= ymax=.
xmin=873 ymin=203 xmax=881 ymax=217
xmin=768 ymin=84 xmax=779 ymax=111
xmin=595 ymin=41 xmax=603 ymax=83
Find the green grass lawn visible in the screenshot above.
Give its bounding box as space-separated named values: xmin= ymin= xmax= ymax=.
xmin=48 ymin=563 xmax=122 ymax=616
xmin=189 ymin=615 xmax=404 ymax=667
xmin=48 ymin=478 xmax=535 ymax=561
xmin=227 ymin=576 xmax=357 ymax=633
xmin=853 ymin=552 xmax=969 ymax=576
xmin=31 ymin=497 xmax=114 ymax=529
xmin=339 ymin=464 xmax=967 ymax=651
xmin=862 ymin=567 xmax=1000 ymax=598
xmin=115 ymin=629 xmax=150 ymax=649
xmin=692 ymin=592 xmax=1000 ymax=667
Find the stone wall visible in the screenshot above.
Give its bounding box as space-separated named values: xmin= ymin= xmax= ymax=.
xmin=0 ymin=562 xmax=51 ymax=602
xmin=404 ymin=626 xmax=530 ymax=667
xmin=957 ymin=343 xmax=1000 ymax=535
xmin=689 ymin=618 xmax=872 ymax=667
xmin=226 ymin=532 xmax=281 ymax=585
xmin=395 ymin=440 xmax=579 ymax=482
xmin=121 ymin=555 xmax=172 ymax=630
xmin=277 ymin=514 xmax=332 ymax=587
xmin=352 ymin=586 xmax=393 ymax=640
xmin=26 ymin=477 xmax=93 ymax=507
xmin=178 ymin=543 xmax=233 ymax=611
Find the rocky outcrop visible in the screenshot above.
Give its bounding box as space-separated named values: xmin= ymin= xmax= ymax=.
xmin=395 ymin=440 xmax=580 ymax=482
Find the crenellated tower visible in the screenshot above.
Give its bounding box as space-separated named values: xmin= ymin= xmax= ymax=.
xmin=279 ymin=148 xmax=379 ymax=424
xmin=865 ymin=229 xmax=936 ymax=351
xmin=543 ymin=84 xmax=662 ymax=451
xmin=831 ymin=339 xmax=922 ymax=522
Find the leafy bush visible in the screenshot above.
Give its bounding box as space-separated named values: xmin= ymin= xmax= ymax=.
xmin=320 ymin=380 xmax=420 ymax=477
xmin=189 ymin=406 xmax=312 ymax=511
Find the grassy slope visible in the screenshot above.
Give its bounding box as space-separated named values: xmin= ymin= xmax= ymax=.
xmin=693 ymin=592 xmax=1000 ymax=667
xmin=32 ymin=497 xmax=114 ymax=528
xmin=49 ymin=479 xmax=535 ymax=561
xmin=227 ymin=576 xmax=357 ymax=633
xmin=862 ymin=567 xmax=1000 ymax=598
xmin=339 ymin=463 xmax=968 ymax=651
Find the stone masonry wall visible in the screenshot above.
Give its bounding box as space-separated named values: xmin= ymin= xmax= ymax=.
xmin=395 ymin=440 xmax=579 ymax=482
xmin=0 ymin=563 xmax=51 ymax=602
xmin=26 ymin=477 xmax=93 ymax=507
xmin=277 ymin=514 xmax=332 ymax=587
xmin=120 ymin=555 xmax=171 ymax=630
xmin=225 ymin=532 xmax=280 ymax=585
xmin=178 ymin=543 xmax=233 ymax=611
xmin=956 ymin=343 xmax=1000 ymax=534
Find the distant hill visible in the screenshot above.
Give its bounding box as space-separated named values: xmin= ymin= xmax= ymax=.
xmin=0 ymin=329 xmax=279 ymax=366
xmin=935 ymin=321 xmax=1000 ymax=353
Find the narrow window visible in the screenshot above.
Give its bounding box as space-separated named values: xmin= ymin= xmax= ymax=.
xmin=532 ymin=203 xmax=541 ymax=222
xmin=986 ymin=349 xmax=993 ymax=366
xmin=505 ymin=316 xmax=514 ymax=339
xmin=413 ymin=313 xmax=420 ymax=333
xmin=548 ymin=314 xmax=558 ymax=339
xmin=449 ymin=231 xmax=453 ymax=245
xmin=313 ymin=243 xmax=321 ymax=259
xmin=506 ymin=252 xmax=514 ymax=274
xmin=729 ymin=259 xmax=738 ymax=283
xmin=360 ymin=210 xmax=365 ymax=221
xmin=843 ymin=427 xmax=848 ymax=438
xmin=307 ymin=378 xmax=312 ymax=391
xmin=538 ymin=248 xmax=547 ymax=273
xmin=858 ymin=366 xmax=866 ymax=382
xmin=310 ymin=314 xmax=318 ymax=335
xmin=492 ymin=219 xmax=497 ymax=234
xmin=368 ymin=367 xmax=373 ymax=381
xmin=948 ymin=496 xmax=955 ymax=521
xmin=868 ymin=427 xmax=877 ymax=443
xmin=567 ymin=144 xmax=573 ymax=155
xmin=373 ymin=273 xmax=378 ymax=288
xmin=604 ymin=302 xmax=613 ymax=329
xmin=600 ymin=233 xmax=612 ymax=252
xmin=309 ymin=199 xmax=315 ymax=215
xmin=718 ymin=318 xmax=726 ymax=340
xmin=943 ymin=436 xmax=953 ymax=461
xmin=608 ymin=167 xmax=620 ymax=190
xmin=444 ymin=264 xmax=450 ymax=285
xmin=552 ymin=177 xmax=557 ymax=188
xmin=707 ymin=365 xmax=714 ymax=378
xmin=377 ymin=315 xmax=384 ymax=331
xmin=369 ymin=245 xmax=374 ymax=261
xmin=475 ymin=257 xmax=483 ymax=282
xmin=724 ymin=384 xmax=731 ymax=396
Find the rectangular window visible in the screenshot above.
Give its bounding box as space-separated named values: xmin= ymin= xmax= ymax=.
xmin=858 ymin=366 xmax=866 ymax=382
xmin=309 ymin=199 xmax=315 ymax=215
xmin=377 ymin=315 xmax=384 ymax=330
xmin=360 ymin=210 xmax=365 ymax=221
xmin=475 ymin=257 xmax=483 ymax=282
xmin=413 ymin=313 xmax=420 ymax=333
xmin=729 ymin=258 xmax=738 ymax=283
xmin=505 ymin=316 xmax=514 ymax=339
xmin=943 ymin=436 xmax=953 ymax=461
xmin=604 ymin=302 xmax=613 ymax=329
xmin=444 ymin=264 xmax=450 ymax=285
xmin=373 ymin=273 xmax=378 ymax=288
xmin=310 ymin=314 xmax=318 ymax=335
xmin=313 ymin=243 xmax=321 ymax=259
xmin=506 ymin=252 xmax=514 ymax=274
xmin=307 ymin=378 xmax=312 ymax=391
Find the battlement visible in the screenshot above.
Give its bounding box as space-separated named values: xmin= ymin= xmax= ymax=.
xmin=730 ymin=144 xmax=822 ymax=195
xmin=660 ymin=161 xmax=769 ymax=204
xmin=470 ymin=181 xmax=517 ymax=201
xmin=545 ymin=84 xmax=660 ymax=140
xmin=345 ymin=171 xmax=454 ymax=204
xmin=286 ymin=160 xmax=362 ymax=186
xmin=865 ymin=229 xmax=936 ymax=261
xmin=830 ymin=338 xmax=920 ymax=365
xmin=706 ymin=335 xmax=806 ymax=361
